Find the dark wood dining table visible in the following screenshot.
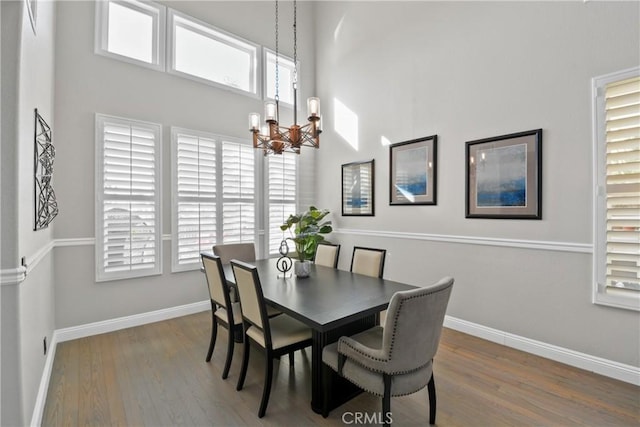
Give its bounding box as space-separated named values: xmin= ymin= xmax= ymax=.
xmin=219 ymin=257 xmax=416 ymax=414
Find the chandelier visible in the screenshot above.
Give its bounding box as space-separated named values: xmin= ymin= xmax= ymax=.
xmin=249 ymin=0 xmax=321 ymax=155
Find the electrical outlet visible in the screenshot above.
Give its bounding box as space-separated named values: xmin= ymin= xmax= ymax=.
xmin=43 ymin=337 xmax=47 ymax=355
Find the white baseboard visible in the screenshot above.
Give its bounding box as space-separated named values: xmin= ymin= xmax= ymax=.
xmin=55 ymin=300 xmax=210 ymax=343
xmin=31 ymin=300 xmax=210 ymax=426
xmin=30 ymin=332 xmax=58 ymax=427
xmin=444 ymin=315 xmax=640 ymax=386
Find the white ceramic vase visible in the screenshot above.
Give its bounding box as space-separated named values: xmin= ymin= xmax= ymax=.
xmin=294 ymin=260 xmax=311 ymax=278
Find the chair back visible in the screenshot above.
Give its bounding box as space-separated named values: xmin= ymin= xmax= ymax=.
xmin=381 ymin=277 xmax=454 ymax=374
xmin=201 ymin=253 xmax=231 ymax=309
xmin=231 ymin=260 xmax=267 ymax=332
xmin=351 ymin=246 xmax=386 ymax=278
xmin=213 ymin=243 xmax=256 ymax=264
xmin=315 ymin=243 xmax=341 ymax=268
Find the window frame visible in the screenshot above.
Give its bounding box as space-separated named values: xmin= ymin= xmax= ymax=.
xmin=95 ymin=114 xmax=163 ymax=282
xmin=167 ymin=9 xmax=261 ymax=98
xmin=170 ymin=128 xmax=259 ymax=272
xmin=592 ymin=66 xmax=640 ymax=311
xmin=265 ymin=152 xmax=299 ymax=256
xmin=95 ymin=0 xmax=166 ymax=72
xmin=171 ymin=127 xmax=218 ymax=272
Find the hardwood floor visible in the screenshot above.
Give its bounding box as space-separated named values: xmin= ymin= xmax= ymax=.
xmin=43 ymin=311 xmax=640 ymax=426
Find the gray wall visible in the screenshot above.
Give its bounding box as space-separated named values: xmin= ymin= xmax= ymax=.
xmin=53 ymin=1 xmax=317 ymax=328
xmin=314 ymin=1 xmax=640 ymax=367
xmin=1 ymin=0 xmax=57 ymax=425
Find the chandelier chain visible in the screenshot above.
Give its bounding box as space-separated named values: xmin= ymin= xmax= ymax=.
xmin=274 ymin=0 xmax=279 ymax=101
xmin=293 ymin=0 xmax=298 ymax=84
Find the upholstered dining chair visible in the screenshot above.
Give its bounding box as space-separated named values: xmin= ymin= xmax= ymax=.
xmin=213 ymin=242 xmax=256 ymax=264
xmin=350 ymin=246 xmax=387 ymax=278
xmin=322 ymin=277 xmax=454 ymax=426
xmin=314 ymin=243 xmax=341 ymax=268
xmin=231 ymin=260 xmax=313 ymax=418
xmin=213 ymin=243 xmax=281 ymax=316
xmin=201 ymin=253 xmax=243 ymax=380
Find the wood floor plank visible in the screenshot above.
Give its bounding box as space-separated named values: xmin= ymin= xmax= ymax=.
xmin=42 ymin=313 xmax=640 ymax=426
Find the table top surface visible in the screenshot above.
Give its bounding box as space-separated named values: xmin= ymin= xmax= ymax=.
xmin=218 ymin=257 xmax=416 ymax=332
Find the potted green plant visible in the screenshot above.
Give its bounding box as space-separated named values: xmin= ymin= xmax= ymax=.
xmin=280 ymin=206 xmax=333 ymax=277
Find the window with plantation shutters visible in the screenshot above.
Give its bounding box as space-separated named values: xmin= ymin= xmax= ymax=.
xmin=222 ymin=141 xmax=256 ymax=244
xmin=267 ymin=153 xmax=297 ymax=255
xmin=96 ymin=115 xmax=162 ymax=281
xmin=593 ymin=68 xmax=640 ymax=311
xmin=171 ymin=129 xmax=217 ymax=271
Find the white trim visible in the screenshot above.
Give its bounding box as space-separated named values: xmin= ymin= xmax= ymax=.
xmin=30 ymin=300 xmax=209 ymax=426
xmin=0 ymin=266 xmax=27 ymax=286
xmin=0 ymin=228 xmax=594 ymax=287
xmin=55 ymin=300 xmax=209 ymax=343
xmin=334 ymin=228 xmax=592 ymax=254
xmin=444 ymin=316 xmax=640 ymax=386
xmin=54 ymin=237 xmax=95 ymax=247
xmin=30 ymin=331 xmax=58 ymax=427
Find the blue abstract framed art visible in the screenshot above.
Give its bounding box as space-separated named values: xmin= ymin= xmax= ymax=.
xmin=342 ymin=159 xmax=375 ymax=216
xmin=389 ymin=135 xmax=437 ymax=205
xmin=466 ymin=129 xmax=542 ymax=219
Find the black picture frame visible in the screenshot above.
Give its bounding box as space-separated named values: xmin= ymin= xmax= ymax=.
xmin=389 ymin=135 xmax=437 ymax=205
xmin=465 ymin=129 xmax=542 ymax=219
xmin=342 ymin=159 xmax=375 ymax=216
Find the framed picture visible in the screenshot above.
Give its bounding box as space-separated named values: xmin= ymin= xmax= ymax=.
xmin=342 ymin=159 xmax=375 ymax=216
xmin=466 ymin=129 xmax=542 ymax=219
xmin=26 ymin=0 xmax=37 ymax=35
xmin=389 ymin=135 xmax=437 ymax=205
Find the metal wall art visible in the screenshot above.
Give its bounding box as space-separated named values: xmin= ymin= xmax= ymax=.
xmin=34 ymin=108 xmax=58 ymax=230
xmin=466 ymin=129 xmax=542 ymax=219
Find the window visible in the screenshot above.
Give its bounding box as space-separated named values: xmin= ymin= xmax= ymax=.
xmin=95 ymin=0 xmax=166 ymax=71
xmin=168 ymin=10 xmax=259 ymax=96
xmin=171 ymin=129 xmax=217 ymax=272
xmin=96 ymin=114 xmax=162 ymax=281
xmin=171 ymin=129 xmax=257 ymax=271
xmin=264 ymin=49 xmax=296 ymax=106
xmin=222 ymin=141 xmax=256 ymax=243
xmin=267 ymin=153 xmax=298 ymax=255
xmin=593 ymin=67 xmax=640 ymax=311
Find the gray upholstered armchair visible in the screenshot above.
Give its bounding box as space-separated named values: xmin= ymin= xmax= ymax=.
xmin=322 ymin=277 xmax=454 ymax=426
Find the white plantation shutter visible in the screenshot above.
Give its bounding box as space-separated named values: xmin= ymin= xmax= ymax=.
xmin=172 ymin=130 xmax=217 ymax=271
xmin=594 ymin=69 xmax=640 ymax=310
xmin=268 ymin=153 xmax=297 ymax=255
xmin=96 ymin=115 xmax=162 ymax=281
xmin=222 ymin=141 xmax=256 ymax=243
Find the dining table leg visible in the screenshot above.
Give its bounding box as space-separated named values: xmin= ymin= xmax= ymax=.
xmin=310 ymin=314 xmax=378 ymax=414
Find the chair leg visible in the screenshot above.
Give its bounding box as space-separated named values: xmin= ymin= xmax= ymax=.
xmin=289 ymin=351 xmax=295 ymax=366
xmin=258 ymin=351 xmax=274 ymax=418
xmin=222 ymin=326 xmax=235 ymax=379
xmin=427 ymin=373 xmax=436 ymax=425
xmin=236 ymin=336 xmax=250 ymax=391
xmin=206 ymin=313 xmax=218 ymax=362
xmin=382 ymin=374 xmax=391 ymax=427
